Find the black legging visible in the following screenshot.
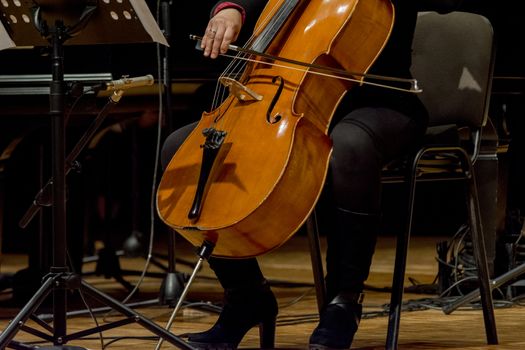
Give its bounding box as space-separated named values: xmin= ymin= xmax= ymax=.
xmin=161 ymin=106 xmax=426 ymax=291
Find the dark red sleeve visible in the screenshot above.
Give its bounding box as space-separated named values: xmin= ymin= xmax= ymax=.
xmin=213 ymin=2 xmax=246 ymax=23
xmin=211 ymin=0 xmax=267 ymax=28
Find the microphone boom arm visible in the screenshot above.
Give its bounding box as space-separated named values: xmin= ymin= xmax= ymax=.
xmin=19 ymin=86 xmax=131 ymax=228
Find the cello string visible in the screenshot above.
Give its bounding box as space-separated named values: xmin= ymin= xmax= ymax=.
xmin=208 ymin=0 xmax=280 ymax=113
xmin=209 ymin=0 xmax=293 ymax=132
xmin=216 ymin=0 xmax=289 ymax=98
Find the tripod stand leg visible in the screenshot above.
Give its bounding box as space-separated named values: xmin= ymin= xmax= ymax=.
xmin=0 ymin=275 xmax=56 ymax=348
xmin=443 ymin=262 xmax=525 ymax=314
xmin=79 ymin=280 xmax=195 ymax=350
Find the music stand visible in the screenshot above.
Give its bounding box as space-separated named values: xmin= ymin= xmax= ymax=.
xmin=0 ymin=1 xmax=193 ymax=349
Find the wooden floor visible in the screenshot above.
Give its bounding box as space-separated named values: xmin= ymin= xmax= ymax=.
xmin=1 ymin=234 xmax=524 ymax=349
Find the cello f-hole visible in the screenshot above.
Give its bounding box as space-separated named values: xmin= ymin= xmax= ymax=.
xmin=267 ymin=75 xmax=284 ymax=124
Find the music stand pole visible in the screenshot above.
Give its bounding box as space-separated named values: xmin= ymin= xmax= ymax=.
xmin=49 ymin=22 xmax=68 ymax=342
xmin=0 ymin=20 xmax=84 ymax=348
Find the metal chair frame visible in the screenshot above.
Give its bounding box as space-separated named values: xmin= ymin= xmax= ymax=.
xmin=307 ymin=11 xmax=499 ymax=350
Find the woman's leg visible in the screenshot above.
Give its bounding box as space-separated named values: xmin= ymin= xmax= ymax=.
xmin=325 ymin=106 xmax=425 ymax=296
xmin=310 ymin=107 xmax=426 ymax=349
xmin=161 ymin=123 xmax=277 ymax=349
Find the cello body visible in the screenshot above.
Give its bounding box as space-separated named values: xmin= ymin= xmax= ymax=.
xmin=157 ymin=0 xmax=394 ymax=258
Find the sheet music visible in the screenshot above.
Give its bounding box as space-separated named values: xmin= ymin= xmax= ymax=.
xmin=130 ymin=0 xmax=168 ymax=46
xmin=0 ymin=21 xmax=15 ymax=51
xmin=0 ymin=0 xmax=167 ymax=47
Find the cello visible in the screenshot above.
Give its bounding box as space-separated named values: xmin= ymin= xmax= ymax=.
xmin=157 ymin=0 xmax=394 ymax=258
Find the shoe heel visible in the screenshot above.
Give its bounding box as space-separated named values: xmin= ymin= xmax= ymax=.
xmin=259 ymin=316 xmax=276 ymax=349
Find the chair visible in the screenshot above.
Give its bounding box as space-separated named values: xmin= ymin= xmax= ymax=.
xmin=307 ymin=11 xmax=498 ymax=350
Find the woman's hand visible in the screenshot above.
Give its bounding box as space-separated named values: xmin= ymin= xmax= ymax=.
xmin=202 ymin=8 xmax=243 ymax=59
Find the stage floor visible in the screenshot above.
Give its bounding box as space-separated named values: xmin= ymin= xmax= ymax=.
xmin=1 ymin=234 xmax=524 ymax=349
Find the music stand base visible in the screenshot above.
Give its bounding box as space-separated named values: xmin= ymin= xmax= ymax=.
xmin=0 ymin=272 xmax=194 ymax=349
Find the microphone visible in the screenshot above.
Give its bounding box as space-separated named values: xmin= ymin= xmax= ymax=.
xmin=103 ymin=74 xmax=154 ymax=91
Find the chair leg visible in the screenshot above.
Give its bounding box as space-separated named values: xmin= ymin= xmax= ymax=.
xmin=386 ymin=159 xmax=419 ymax=350
xmin=386 ymin=226 xmax=410 ymax=350
xmin=306 ymin=211 xmax=327 ymax=313
xmin=463 ymin=157 xmax=498 ymax=344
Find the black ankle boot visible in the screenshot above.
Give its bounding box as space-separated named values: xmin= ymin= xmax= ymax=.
xmin=309 ymin=292 xmax=364 ymax=350
xmin=186 ymin=281 xmax=278 ymax=350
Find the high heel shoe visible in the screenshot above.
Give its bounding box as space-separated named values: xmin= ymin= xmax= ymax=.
xmin=309 ymin=292 xmax=364 ymax=350
xmin=186 ymin=281 xmax=278 ymax=350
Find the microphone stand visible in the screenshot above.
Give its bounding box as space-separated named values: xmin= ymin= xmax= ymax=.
xmin=157 ymin=0 xmax=186 ymax=307
xmin=19 ymin=76 xmax=155 ymax=229
xmin=19 ymin=87 xmax=126 ymax=229
xmin=161 ymin=0 xmax=174 ymax=133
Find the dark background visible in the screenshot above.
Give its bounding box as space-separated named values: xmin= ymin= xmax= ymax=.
xmin=0 ymin=0 xmax=524 ymax=301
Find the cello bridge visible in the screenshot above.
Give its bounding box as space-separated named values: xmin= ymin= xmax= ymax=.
xmin=219 ymin=77 xmax=263 ymax=101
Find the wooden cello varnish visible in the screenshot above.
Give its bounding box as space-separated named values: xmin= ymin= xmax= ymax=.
xmin=157 ymin=0 xmax=394 ymax=257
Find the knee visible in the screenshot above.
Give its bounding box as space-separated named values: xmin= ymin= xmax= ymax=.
xmin=330 ymin=123 xmax=380 ymax=171
xmin=160 ymin=123 xmax=197 ymax=169
xmin=161 ymin=134 xmax=181 ymax=169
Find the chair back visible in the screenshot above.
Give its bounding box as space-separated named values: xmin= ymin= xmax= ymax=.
xmin=411 ymin=12 xmax=495 ymax=129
